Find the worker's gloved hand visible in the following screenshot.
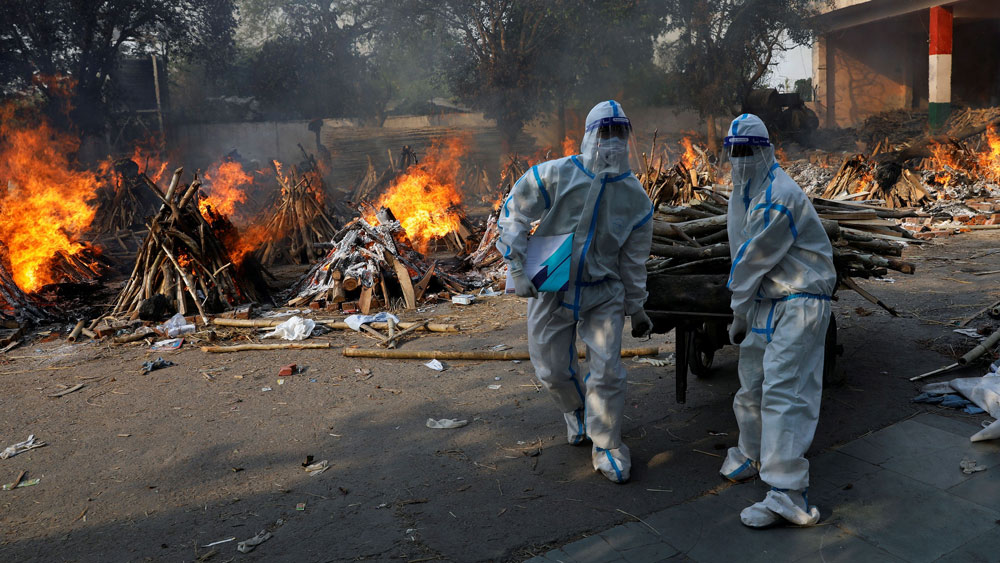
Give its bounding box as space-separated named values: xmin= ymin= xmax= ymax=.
xmin=630 ymin=310 xmax=652 ymax=339
xmin=511 ymin=270 xmax=538 ymax=299
xmin=729 ymin=316 xmax=747 ymax=345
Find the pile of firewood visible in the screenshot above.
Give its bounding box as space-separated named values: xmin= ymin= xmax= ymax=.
xmin=820 ymin=148 xmax=931 ymax=208
xmin=103 ymin=168 xmax=270 ymax=323
xmin=92 ymin=158 xmax=162 ymax=234
xmin=287 ymin=209 xmax=469 ymax=313
xmin=465 ymin=155 xmax=527 ymax=281
xmin=638 ymin=133 xmax=716 ymax=207
xmin=0 ymin=256 xmax=46 ymax=324
xmin=645 ymin=193 xmax=918 ymax=316
xmin=255 ymin=166 xmax=339 ymax=266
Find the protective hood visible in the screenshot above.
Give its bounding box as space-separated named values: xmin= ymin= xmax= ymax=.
xmin=580 ymin=100 xmax=637 ymax=177
xmin=724 ymin=114 xmax=777 ymax=200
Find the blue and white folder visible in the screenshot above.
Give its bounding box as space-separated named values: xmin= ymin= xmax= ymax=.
xmin=505 ymin=233 xmax=573 ymax=293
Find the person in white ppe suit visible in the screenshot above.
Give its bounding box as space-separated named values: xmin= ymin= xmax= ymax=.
xmin=719 ymin=113 xmax=836 ymax=527
xmin=496 ymin=100 xmax=653 ymax=483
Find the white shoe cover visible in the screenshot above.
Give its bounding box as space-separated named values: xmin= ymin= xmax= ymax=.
xmin=740 ymin=490 xmax=821 ymax=528
xmin=564 ymin=408 xmax=589 ymax=445
xmin=720 ymin=447 xmax=759 ymax=482
xmin=593 ymin=444 xmax=631 ymax=483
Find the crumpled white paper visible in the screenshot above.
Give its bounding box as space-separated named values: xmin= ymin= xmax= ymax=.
xmin=426 ymin=418 xmax=468 ymax=429
xmin=0 ymin=435 xmax=46 ymax=460
xmin=945 ymin=374 xmax=1000 ymax=442
xmin=344 ymin=312 xmax=400 ymax=332
xmin=262 ymin=316 xmax=315 ymax=341
xmin=424 ymin=359 xmax=445 ymax=371
xmin=237 ymin=530 xmax=272 ymax=553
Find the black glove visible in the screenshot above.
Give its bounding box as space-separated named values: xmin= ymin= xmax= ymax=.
xmin=630 ymin=310 xmax=652 ymax=338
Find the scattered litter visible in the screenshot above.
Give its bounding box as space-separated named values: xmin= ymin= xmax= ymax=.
xmin=487 ymin=384 xmax=502 ymax=390
xmin=199 ymin=537 xmax=236 ymax=548
xmin=141 ymin=357 xmax=175 ymax=374
xmin=426 ymin=418 xmax=468 ymax=429
xmin=1 ymin=435 xmax=46 ymax=459
xmin=261 ymin=387 xmax=273 ymax=392
xmin=376 ymin=502 xmax=389 ymax=509
xmin=954 ymin=328 xmax=987 ymax=340
xmin=451 ymin=294 xmax=475 ymax=305
xmin=512 ymin=360 xmax=522 ymax=364
xmin=344 ymin=312 xmax=400 ymax=332
xmin=262 ymin=309 xmax=305 ymax=318
xmin=47 ymin=383 xmax=85 ymax=398
xmin=478 ymin=287 xmax=503 ymax=297
xmin=158 ymin=313 xmax=196 ymax=338
xmin=632 ymin=354 xmax=675 ymax=367
xmin=871 ymin=277 xmax=896 ymax=283
xmin=236 ymin=530 xmax=272 ymax=553
xmin=309 ymin=378 xmax=317 ymax=383
xmin=277 ymin=379 xmax=285 ymax=385
xmin=489 ymin=344 xmax=512 ymax=352
xmin=304 ymin=460 xmax=329 ymax=476
xmin=424 ymin=359 xmax=445 ymax=371
xmin=150 ymin=338 xmax=184 ymax=352
xmin=262 ymin=316 xmax=315 ymax=341
xmin=960 ymin=458 xmax=987 ymax=474
xmin=494 ymin=376 xmax=501 ymax=381
xmin=296 ymin=503 xmax=306 ymax=511
xmin=2 ymin=477 xmax=39 ymax=490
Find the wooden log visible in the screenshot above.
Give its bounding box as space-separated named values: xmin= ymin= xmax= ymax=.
xmin=342 ymin=346 xmax=660 ymax=361
xmin=201 ymin=342 xmax=332 ymax=353
xmin=390 ymin=255 xmax=417 ymax=309
xmin=650 ymin=242 xmax=730 ymax=261
xmin=211 ymin=318 xmax=459 ymax=332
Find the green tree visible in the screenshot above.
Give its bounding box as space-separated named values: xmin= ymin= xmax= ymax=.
xmin=0 ymin=0 xmax=237 ymax=134
xmin=660 ymin=0 xmax=821 ymax=153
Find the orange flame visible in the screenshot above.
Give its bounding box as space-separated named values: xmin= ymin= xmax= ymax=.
xmin=680 ymin=137 xmax=697 ymax=169
xmin=374 ymin=137 xmax=468 ymax=253
xmin=977 ymin=127 xmax=1000 ymax=183
xmin=200 ymin=161 xmax=252 ymax=219
xmin=562 ymin=135 xmax=577 ymax=157
xmin=0 ymin=104 xmax=99 ymax=292
xmin=775 ymin=147 xmax=789 ymax=164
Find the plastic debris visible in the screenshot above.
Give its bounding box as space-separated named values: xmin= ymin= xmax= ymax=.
xmin=141 ymin=357 xmax=175 ymax=374
xmin=199 ymin=537 xmax=236 ymax=548
xmin=261 ymin=387 xmax=273 ymax=392
xmin=451 ymin=294 xmax=475 ymax=305
xmin=1 ymin=435 xmax=46 ymax=459
xmin=304 ymin=460 xmax=329 ymax=476
xmin=424 ymin=359 xmax=445 ymax=371
xmin=344 ymin=312 xmax=400 ymax=332
xmin=237 ymin=530 xmax=272 ymax=553
xmin=478 ymin=287 xmax=503 ymax=297
xmin=489 ymin=344 xmax=512 ymax=352
xmin=296 ymin=503 xmax=306 ymax=511
xmin=158 ymin=313 xmax=196 ymax=338
xmin=632 ymin=355 xmax=675 ymax=367
xmin=2 ymin=477 xmax=39 ymax=490
xmin=426 ymin=418 xmax=468 ymax=429
xmin=954 ymin=328 xmax=987 ymax=340
xmin=150 ymin=338 xmax=183 ymax=352
xmin=487 ymin=384 xmax=502 ymax=390
xmin=262 ymin=316 xmax=315 ymax=341
xmin=960 ymin=458 xmax=987 ymax=474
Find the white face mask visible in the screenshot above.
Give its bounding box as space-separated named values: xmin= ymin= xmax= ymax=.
xmin=597 ymin=138 xmax=626 ymax=172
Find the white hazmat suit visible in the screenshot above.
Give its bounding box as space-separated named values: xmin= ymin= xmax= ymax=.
xmin=720 ymin=114 xmax=836 ymax=526
xmin=497 ymin=100 xmax=653 ymax=483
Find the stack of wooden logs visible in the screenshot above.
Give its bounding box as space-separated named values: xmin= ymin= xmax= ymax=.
xmin=102 ymin=167 xmax=270 ymax=324
xmin=0 ymin=255 xmax=47 ymax=324
xmin=465 ymin=155 xmax=528 ymax=281
xmin=645 ymin=193 xmax=918 ymax=316
xmin=287 ymin=209 xmax=469 ymax=313
xmin=820 ymin=149 xmax=931 ymax=208
xmin=92 ymin=157 xmax=162 ymax=234
xmin=254 ymin=166 xmax=339 ymax=266
xmin=638 ymin=133 xmax=716 ymax=207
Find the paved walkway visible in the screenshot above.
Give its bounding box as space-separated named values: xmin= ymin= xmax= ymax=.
xmin=525 ymin=413 xmax=1000 ymax=562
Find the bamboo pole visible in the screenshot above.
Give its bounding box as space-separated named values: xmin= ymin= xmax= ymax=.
xmin=959 ymin=329 xmax=1000 ymax=365
xmin=201 ymin=342 xmax=332 ymax=353
xmin=211 ymin=318 xmax=459 ymax=332
xmin=67 ymin=320 xmax=85 ymax=342
xmin=342 ymin=346 xmax=661 ymax=361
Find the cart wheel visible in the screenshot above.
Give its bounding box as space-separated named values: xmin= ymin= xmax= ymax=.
xmin=823 ymin=316 xmax=844 ymax=387
xmin=688 ymin=324 xmax=716 ymax=378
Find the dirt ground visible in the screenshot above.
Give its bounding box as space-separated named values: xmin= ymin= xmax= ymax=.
xmin=1 ymin=232 xmax=999 ymax=562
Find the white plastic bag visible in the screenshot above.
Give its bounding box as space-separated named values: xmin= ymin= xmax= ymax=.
xmin=262 ymin=316 xmax=315 ymax=341
xmin=426 ymin=418 xmax=468 ymax=429
xmin=344 ymin=312 xmax=399 ymax=332
xmin=158 ymin=313 xmax=195 ymax=338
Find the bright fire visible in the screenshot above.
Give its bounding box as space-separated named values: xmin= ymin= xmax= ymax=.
xmin=679 ymin=137 xmax=697 ymax=169
xmin=373 ymin=137 xmax=468 ymax=253
xmin=977 ymin=127 xmax=1000 ymax=183
xmin=200 ymin=161 xmax=253 ymax=219
xmin=0 ymin=104 xmax=99 ymax=292
xmin=562 ymin=135 xmax=577 ymax=157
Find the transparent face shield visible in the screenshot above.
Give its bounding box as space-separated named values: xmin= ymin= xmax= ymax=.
xmin=584 ymin=116 xmax=642 ymax=178
xmin=723 ymin=134 xmax=771 ymax=192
